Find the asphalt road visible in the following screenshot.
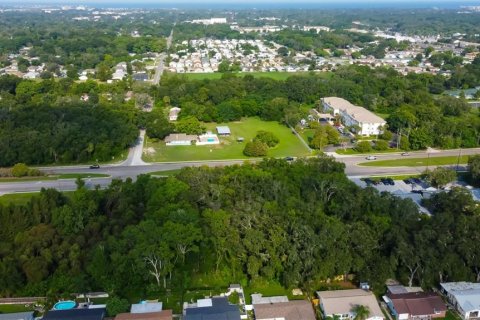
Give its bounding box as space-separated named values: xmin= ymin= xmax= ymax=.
xmin=152 ymin=28 xmax=174 ymax=85
xmin=1 ymin=148 xmax=478 ymax=195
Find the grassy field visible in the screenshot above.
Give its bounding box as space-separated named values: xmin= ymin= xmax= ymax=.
xmin=336 ymin=148 xmax=400 ymax=155
xmin=0 ymin=191 xmax=75 ymax=206
xmin=144 ymin=118 xmax=311 ymax=162
xmin=359 ymin=155 xmax=469 ymax=167
xmin=0 ymin=304 xmax=34 ymax=314
xmin=179 ymin=71 xmax=332 ymax=81
xmin=0 ymin=173 xmax=109 ymax=183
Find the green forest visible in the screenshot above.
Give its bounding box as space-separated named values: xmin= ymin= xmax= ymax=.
xmin=0 ymin=158 xmax=479 ymax=312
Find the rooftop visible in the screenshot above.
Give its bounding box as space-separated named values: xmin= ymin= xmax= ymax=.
xmin=164 ymin=133 xmax=198 ymax=143
xmin=322 ymin=97 xmax=386 ymax=124
xmin=115 ymin=310 xmax=172 ymax=320
xmin=185 ymin=297 xmax=240 ymax=320
xmin=254 ymin=300 xmax=316 ymax=320
xmin=251 ymin=294 xmax=289 ymax=305
xmin=0 ymin=312 xmax=34 ymax=320
xmin=216 ymin=126 xmax=231 ymax=135
xmin=441 ymin=282 xmax=480 ymax=312
xmin=317 ymin=289 xmax=383 ymax=319
xmin=130 ymin=302 xmax=163 ymax=314
xmin=42 ymin=308 xmax=106 ymax=320
xmin=386 ymin=292 xmax=446 ymax=316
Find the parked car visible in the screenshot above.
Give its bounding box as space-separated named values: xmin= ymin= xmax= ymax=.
xmin=365 ymin=156 xmax=377 ymax=160
xmin=386 ymin=178 xmax=395 ymax=185
xmin=284 ymin=156 xmax=295 ymax=162
xmin=403 ymin=178 xmax=412 ymax=184
xmin=380 ymin=178 xmax=389 ymax=185
xmin=412 ymin=190 xmax=424 ymax=195
xmin=89 ymin=164 xmax=100 ymax=169
xmin=412 ymin=178 xmax=422 ymax=184
xmin=364 ymin=178 xmax=373 ymax=186
xmin=401 ymin=152 xmax=410 ymax=156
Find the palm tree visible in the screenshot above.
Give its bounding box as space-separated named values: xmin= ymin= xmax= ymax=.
xmin=352 ymin=305 xmax=370 ymax=320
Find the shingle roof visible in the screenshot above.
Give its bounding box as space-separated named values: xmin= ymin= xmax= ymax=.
xmin=185 ymin=297 xmax=240 ymax=320
xmin=0 ymin=312 xmax=34 ymax=320
xmin=114 ymin=310 xmax=172 ymax=320
xmin=317 ymin=289 xmax=383 ymax=319
xmin=42 ymin=308 xmax=105 ymax=320
xmin=388 ymin=293 xmax=446 ymax=316
xmin=254 ymin=300 xmax=316 ymax=320
xmin=130 ymin=302 xmax=163 ymax=314
xmin=322 ymin=97 xmax=386 ymax=124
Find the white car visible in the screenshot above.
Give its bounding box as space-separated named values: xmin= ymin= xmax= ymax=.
xmin=365 ymin=156 xmax=377 ymax=160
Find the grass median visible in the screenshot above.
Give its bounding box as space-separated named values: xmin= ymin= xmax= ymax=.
xmin=358 ymin=155 xmax=469 ymax=167
xmin=0 ymin=173 xmax=110 ymax=183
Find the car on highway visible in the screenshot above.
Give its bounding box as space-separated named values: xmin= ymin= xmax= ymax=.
xmin=89 ymin=164 xmax=100 ymax=169
xmin=365 ymin=156 xmax=377 ymax=160
xmin=401 ymin=152 xmax=410 ymax=156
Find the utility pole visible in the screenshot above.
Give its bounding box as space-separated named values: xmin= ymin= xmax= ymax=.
xmin=456 ymin=148 xmax=462 ymax=171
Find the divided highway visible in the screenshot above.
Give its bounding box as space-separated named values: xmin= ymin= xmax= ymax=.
xmin=1 ymin=148 xmax=478 ymax=195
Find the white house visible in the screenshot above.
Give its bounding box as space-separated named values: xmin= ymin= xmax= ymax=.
xmin=169 ymin=107 xmax=181 ymax=121
xmin=440 ymin=282 xmax=480 ymax=320
xmin=321 ymin=97 xmax=386 ymax=136
xmin=164 ymin=133 xmax=198 ymax=146
xmin=317 ymin=289 xmax=384 ymax=320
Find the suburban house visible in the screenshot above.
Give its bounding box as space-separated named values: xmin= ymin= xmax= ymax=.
xmin=168 ymin=107 xmax=181 ymax=121
xmin=216 ymin=126 xmax=231 ymax=136
xmin=132 ymin=72 xmax=148 ymax=82
xmin=317 ymin=289 xmax=384 ymax=320
xmin=320 ymin=97 xmax=386 ymax=136
xmin=42 ymin=308 xmax=106 ymax=320
xmin=130 ymin=301 xmax=164 ymax=313
xmin=183 ymin=297 xmax=241 ymax=320
xmin=440 ymin=282 xmax=480 ymax=320
xmin=384 ymin=292 xmax=446 ymax=320
xmin=113 ymin=301 xmax=172 ymax=320
xmin=164 ymin=133 xmax=198 ymax=146
xmin=253 ymin=297 xmax=316 ymax=320
xmin=0 ymin=312 xmax=34 ymax=320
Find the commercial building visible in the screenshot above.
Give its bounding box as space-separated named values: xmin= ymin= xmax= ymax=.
xmin=321 ymin=97 xmax=386 ymax=136
xmin=317 ymin=289 xmax=384 ymax=320
xmin=440 ymin=282 xmax=480 ymax=320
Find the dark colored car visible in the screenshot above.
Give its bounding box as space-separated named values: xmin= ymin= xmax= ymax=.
xmin=386 ymin=178 xmax=395 ymax=185
xmin=412 ymin=190 xmax=424 ymax=195
xmin=284 ymin=156 xmax=295 ymax=162
xmin=364 ymin=178 xmax=373 ymax=185
xmin=89 ymin=164 xmax=100 ymax=169
xmin=404 ymin=178 xmax=412 ymax=184
xmin=380 ymin=178 xmax=389 ymax=185
xmin=412 ymin=178 xmax=422 ymax=184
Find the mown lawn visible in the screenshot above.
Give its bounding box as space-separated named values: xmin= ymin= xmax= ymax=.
xmin=0 ymin=304 xmax=34 ymax=314
xmin=0 ymin=191 xmax=75 ymax=206
xmin=144 ymin=117 xmax=311 ymax=162
xmin=359 ymin=155 xmax=469 ymax=167
xmin=180 ymin=71 xmax=332 ymax=81
xmin=0 ymin=173 xmax=109 ymax=183
xmin=336 ymin=148 xmax=400 ymax=155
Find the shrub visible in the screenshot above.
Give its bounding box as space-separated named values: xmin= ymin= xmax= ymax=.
xmin=254 ymin=131 xmax=279 ymax=147
xmin=243 ymin=140 xmax=268 ymax=157
xmin=374 ymin=140 xmax=389 ymax=151
xmin=11 ymin=163 xmax=29 ymax=177
xmin=356 ymin=141 xmax=372 ymax=153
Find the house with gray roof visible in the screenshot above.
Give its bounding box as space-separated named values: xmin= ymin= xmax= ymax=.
xmin=440 ymin=282 xmax=480 ymax=319
xmin=184 ymin=297 xmax=240 ymax=320
xmin=0 ymin=312 xmax=34 ymax=320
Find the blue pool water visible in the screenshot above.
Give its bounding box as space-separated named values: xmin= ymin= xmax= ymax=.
xmin=53 ymin=301 xmax=77 ymax=310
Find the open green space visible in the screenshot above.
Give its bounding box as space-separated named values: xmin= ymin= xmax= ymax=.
xmin=0 ymin=191 xmax=75 ymax=206
xmin=359 ymin=155 xmax=469 ymax=167
xmin=179 ymin=71 xmax=331 ymax=81
xmin=143 ymin=117 xmax=311 ymax=162
xmin=336 ymin=148 xmax=400 ymax=155
xmin=0 ymin=304 xmax=34 ymax=314
xmin=0 ymin=173 xmax=109 ymax=183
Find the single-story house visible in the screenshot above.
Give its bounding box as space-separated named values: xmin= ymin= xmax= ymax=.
xmin=0 ymin=312 xmax=35 ymax=320
xmin=168 ymin=107 xmax=181 ymax=121
xmin=184 ymin=297 xmax=240 ymax=320
xmin=317 ymin=289 xmax=384 ymax=320
xmin=42 ymin=308 xmax=106 ymax=320
xmin=114 ymin=310 xmax=172 ymax=320
xmin=165 ymin=133 xmax=197 ymax=146
xmin=440 ymin=282 xmax=480 ymax=320
xmin=254 ymin=300 xmax=316 ymax=320
xmin=133 ymin=72 xmax=148 ymax=82
xmin=251 ymin=294 xmax=289 ymax=305
xmin=216 ymin=126 xmax=231 ymax=136
xmin=130 ymin=302 xmax=163 ymax=314
xmin=384 ymin=292 xmax=446 ymax=320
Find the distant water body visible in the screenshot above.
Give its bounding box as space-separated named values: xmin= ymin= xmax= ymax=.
xmin=8 ymin=2 xmax=480 ymax=10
